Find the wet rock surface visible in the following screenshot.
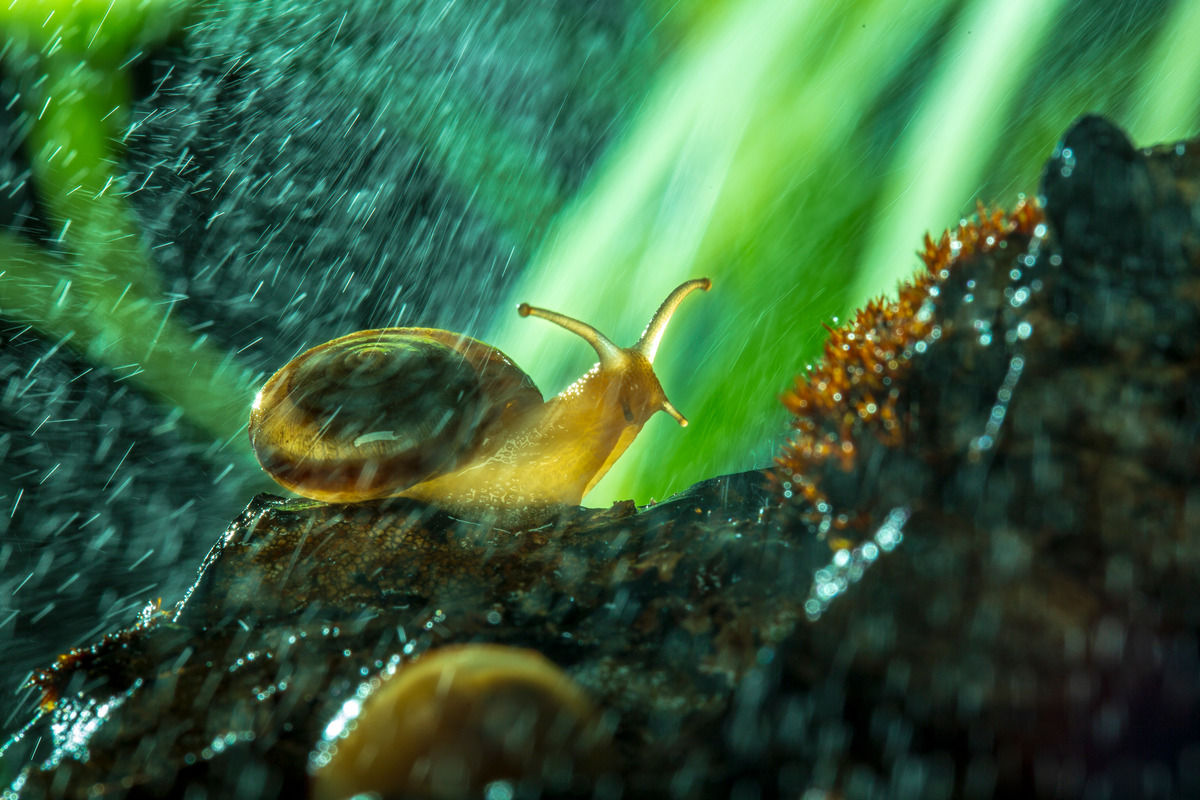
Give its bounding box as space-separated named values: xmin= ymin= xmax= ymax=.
xmin=6 ymin=116 xmax=1200 ymax=799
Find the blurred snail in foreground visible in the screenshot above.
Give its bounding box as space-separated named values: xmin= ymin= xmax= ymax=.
xmin=310 ymin=644 xmax=611 ymax=799
xmin=249 ymin=278 xmax=711 ymax=527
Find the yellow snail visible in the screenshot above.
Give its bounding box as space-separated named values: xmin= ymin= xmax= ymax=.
xmin=248 ymin=278 xmax=711 ymax=526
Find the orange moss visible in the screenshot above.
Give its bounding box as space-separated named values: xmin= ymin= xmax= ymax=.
xmin=775 ymin=200 xmax=1045 ymax=538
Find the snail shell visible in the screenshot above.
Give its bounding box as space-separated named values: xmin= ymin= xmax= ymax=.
xmin=249 ymin=328 xmax=541 ymax=504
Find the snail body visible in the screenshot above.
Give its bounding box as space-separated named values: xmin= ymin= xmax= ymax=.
xmin=249 ymin=278 xmax=710 ymax=526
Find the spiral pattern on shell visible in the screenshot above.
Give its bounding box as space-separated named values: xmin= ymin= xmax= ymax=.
xmin=249 ymin=329 xmax=540 ymax=503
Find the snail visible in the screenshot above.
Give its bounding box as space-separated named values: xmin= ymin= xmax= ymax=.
xmin=249 ymin=278 xmax=711 ymax=526
xmin=311 ymin=643 xmax=610 ymax=799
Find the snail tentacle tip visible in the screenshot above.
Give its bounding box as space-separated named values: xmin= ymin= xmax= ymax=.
xmin=517 ymin=302 xmax=532 ymax=317
xmin=662 ymin=399 xmax=688 ymax=427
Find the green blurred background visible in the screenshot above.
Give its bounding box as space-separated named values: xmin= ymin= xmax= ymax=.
xmin=502 ymin=0 xmax=1200 ymax=507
